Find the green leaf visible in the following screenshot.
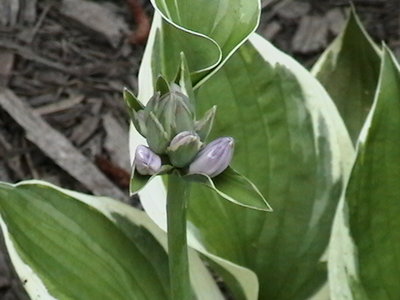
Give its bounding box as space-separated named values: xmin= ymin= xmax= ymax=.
xmin=123 ymin=87 xmax=144 ymax=112
xmin=0 ymin=182 xmax=170 ymax=300
xmin=156 ymin=75 xmax=171 ymax=95
xmin=329 ymin=47 xmax=400 ymax=300
xmin=186 ymin=166 xmax=272 ymax=211
xmin=0 ymin=181 xmax=224 ymax=300
xmin=312 ymin=8 xmax=381 ymax=144
xmin=133 ymin=32 xmax=354 ymax=300
xmin=187 ymin=34 xmax=354 ymax=300
xmin=143 ymin=0 xmax=260 ymax=86
xmin=195 ymin=105 xmax=217 ymax=141
xmin=130 ymin=165 xmax=172 ymax=195
xmin=177 ymin=52 xmax=196 ymax=112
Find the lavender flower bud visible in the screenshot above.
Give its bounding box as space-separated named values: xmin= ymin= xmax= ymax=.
xmin=134 ymin=145 xmax=162 ymax=175
xmin=188 ymin=137 xmax=234 ymax=177
xmin=167 ymin=131 xmax=202 ymax=168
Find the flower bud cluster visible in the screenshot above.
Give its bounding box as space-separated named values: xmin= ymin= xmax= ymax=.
xmin=130 ymin=85 xmax=234 ymax=178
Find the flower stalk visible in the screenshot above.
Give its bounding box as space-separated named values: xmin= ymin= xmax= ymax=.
xmin=167 ymin=172 xmax=192 ymax=300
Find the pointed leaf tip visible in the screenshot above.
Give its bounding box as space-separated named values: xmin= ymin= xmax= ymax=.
xmin=186 ymin=167 xmax=272 ymax=212
xmin=155 ymin=75 xmax=170 ymax=95
xmin=123 ymin=87 xmax=145 ymax=112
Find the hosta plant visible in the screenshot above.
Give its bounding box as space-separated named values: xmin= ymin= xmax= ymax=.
xmin=0 ymin=1 xmax=399 ymax=300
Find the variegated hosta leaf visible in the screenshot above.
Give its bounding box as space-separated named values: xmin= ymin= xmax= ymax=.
xmin=150 ymin=0 xmax=260 ymax=81
xmin=312 ymin=9 xmax=381 ymax=144
xmin=141 ymin=0 xmax=260 ymax=91
xmin=185 ymin=34 xmax=354 ymax=300
xmin=0 ymin=181 xmax=223 ymax=300
xmin=329 ymin=47 xmax=400 ymax=300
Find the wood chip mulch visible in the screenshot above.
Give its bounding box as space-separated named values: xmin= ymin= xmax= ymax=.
xmin=0 ymin=0 xmax=399 ymax=299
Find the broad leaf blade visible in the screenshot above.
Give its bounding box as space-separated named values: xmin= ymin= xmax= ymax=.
xmin=329 ymin=47 xmax=400 ymax=300
xmin=0 ymin=183 xmax=170 ymax=300
xmin=188 ymin=34 xmax=354 ymax=300
xmin=312 ymin=9 xmax=381 ymax=144
xmin=0 ymin=181 xmax=223 ymax=300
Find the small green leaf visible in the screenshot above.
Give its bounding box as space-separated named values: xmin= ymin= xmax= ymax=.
xmin=195 ymin=105 xmax=217 ymax=141
xmin=156 ymin=75 xmax=170 ymax=95
xmin=177 ymin=52 xmax=196 ymax=112
xmin=123 ymin=87 xmax=145 ymax=112
xmin=186 ymin=166 xmax=272 ymax=212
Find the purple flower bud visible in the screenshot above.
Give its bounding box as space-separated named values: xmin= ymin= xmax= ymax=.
xmin=188 ymin=137 xmax=234 ymax=178
xmin=134 ymin=145 xmax=162 ymax=175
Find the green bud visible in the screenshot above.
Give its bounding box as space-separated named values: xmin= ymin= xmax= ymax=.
xmin=146 ymin=112 xmax=170 ymax=154
xmin=195 ymin=105 xmax=216 ymax=141
xmin=167 ymin=131 xmax=202 ymax=167
xmin=174 ymin=96 xmax=194 ymax=134
xmin=145 ymin=92 xmax=161 ymax=114
xmin=156 ymin=94 xmax=176 ymax=137
xmin=131 ymin=110 xmax=147 ymax=137
xmin=171 ymin=82 xmax=195 ymax=114
xmin=154 ymin=91 xmax=194 ymax=138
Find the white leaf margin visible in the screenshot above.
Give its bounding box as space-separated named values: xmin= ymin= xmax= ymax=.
xmin=148 ymin=0 xmax=261 ymax=80
xmin=327 ymin=47 xmax=400 ymax=300
xmin=0 ymin=217 xmax=57 ymax=300
xmin=0 ymin=180 xmax=224 ymax=300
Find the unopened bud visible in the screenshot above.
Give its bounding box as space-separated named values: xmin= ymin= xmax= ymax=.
xmin=174 ymin=97 xmax=194 ymax=133
xmin=167 ymin=131 xmax=202 ymax=168
xmin=188 ymin=137 xmax=234 ymax=177
xmin=146 ymin=112 xmax=170 ymax=154
xmin=132 ymin=110 xmax=148 ymax=136
xmin=156 ymin=92 xmax=194 ymax=137
xmin=134 ymin=145 xmax=162 ymax=175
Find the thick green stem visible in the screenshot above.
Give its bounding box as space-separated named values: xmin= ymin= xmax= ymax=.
xmin=167 ymin=173 xmax=191 ymax=300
